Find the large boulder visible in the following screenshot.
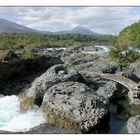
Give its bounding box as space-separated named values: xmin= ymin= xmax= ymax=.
xmin=96 ymin=81 xmax=128 ymax=100
xmin=121 ymin=62 xmax=140 ymax=83
xmin=20 ymin=64 xmax=83 ymax=108
xmin=41 ymin=82 xmax=109 ymax=132
xmin=74 ymin=59 xmax=118 ymax=74
xmin=127 ymin=115 xmax=140 ymax=133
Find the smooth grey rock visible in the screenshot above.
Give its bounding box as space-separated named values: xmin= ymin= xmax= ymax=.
xmin=96 ymin=81 xmax=128 ymax=100
xmin=41 ymin=82 xmax=109 ymax=132
xmin=127 ymin=115 xmax=140 ymax=133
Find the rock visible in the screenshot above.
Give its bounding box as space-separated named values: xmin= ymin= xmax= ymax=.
xmin=83 ymin=46 xmax=104 ymax=52
xmin=0 ymin=53 xmax=64 ymax=90
xmin=61 ymin=52 xmax=97 ymax=66
xmin=24 ymin=123 xmax=75 ymax=134
xmin=41 ymin=82 xmax=109 ymax=132
xmin=121 ymin=62 xmax=140 ymax=82
xmin=74 ymin=59 xmax=118 ymax=73
xmin=127 ymin=115 xmax=140 ymax=133
xmin=0 ymin=130 xmax=14 ymax=134
xmin=0 ymin=94 xmax=4 ymax=98
xmin=0 ymin=123 xmax=75 ymax=134
xmin=61 ymin=46 xmax=98 ymax=65
xmin=117 ymin=71 xmax=140 ymax=83
xmin=96 ymin=81 xmax=128 ymax=100
xmin=62 ymin=47 xmax=82 ymax=56
xmin=21 ymin=64 xmax=83 ymax=108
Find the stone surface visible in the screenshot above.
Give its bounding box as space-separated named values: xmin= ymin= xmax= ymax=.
xmin=41 ymin=82 xmax=109 ymax=132
xmin=74 ymin=59 xmax=118 ymax=74
xmin=22 ymin=64 xmax=83 ymax=106
xmin=121 ymin=62 xmax=140 ymax=82
xmin=0 ymin=123 xmax=75 ymax=134
xmin=0 ymin=94 xmax=4 ymax=98
xmin=25 ymin=123 xmax=75 ymax=134
xmin=127 ymin=115 xmax=140 ymax=133
xmin=96 ymin=81 xmax=128 ymax=100
xmin=0 ymin=53 xmax=64 ymax=90
xmin=61 ymin=52 xmax=96 ymax=66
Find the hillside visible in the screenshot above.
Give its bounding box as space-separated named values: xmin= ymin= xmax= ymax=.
xmin=0 ymin=18 xmax=39 ymax=33
xmin=118 ymin=21 xmax=140 ymax=48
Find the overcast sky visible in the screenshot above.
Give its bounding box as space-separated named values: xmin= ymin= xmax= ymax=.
xmin=0 ymin=7 xmax=140 ymax=34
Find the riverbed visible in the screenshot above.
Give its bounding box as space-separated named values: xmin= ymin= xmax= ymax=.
xmin=0 ymin=95 xmax=128 ymax=133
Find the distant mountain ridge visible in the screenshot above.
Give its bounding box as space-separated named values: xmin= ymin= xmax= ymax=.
xmin=0 ymin=18 xmax=100 ymax=35
xmin=53 ymin=26 xmax=100 ymax=35
xmin=0 ymin=18 xmax=39 ymax=33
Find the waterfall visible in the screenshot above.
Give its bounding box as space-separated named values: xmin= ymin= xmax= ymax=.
xmin=0 ymin=95 xmax=45 ymax=132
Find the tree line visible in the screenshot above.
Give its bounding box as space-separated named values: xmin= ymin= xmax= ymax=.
xmin=0 ymin=32 xmax=116 ymax=50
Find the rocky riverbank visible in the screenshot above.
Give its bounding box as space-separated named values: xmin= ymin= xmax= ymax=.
xmin=1 ymin=47 xmax=140 ymax=133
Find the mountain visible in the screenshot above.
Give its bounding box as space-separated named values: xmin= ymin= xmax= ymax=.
xmin=0 ymin=18 xmax=39 ymax=33
xmin=54 ymin=26 xmax=100 ymax=35
xmin=70 ymin=26 xmax=99 ymax=35
xmin=0 ymin=18 xmax=100 ymax=35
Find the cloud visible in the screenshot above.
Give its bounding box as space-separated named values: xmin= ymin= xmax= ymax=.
xmin=0 ymin=7 xmax=140 ymax=34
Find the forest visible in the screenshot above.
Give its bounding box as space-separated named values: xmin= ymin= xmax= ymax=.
xmin=0 ymin=33 xmax=116 ymax=50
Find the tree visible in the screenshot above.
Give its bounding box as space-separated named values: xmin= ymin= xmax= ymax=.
xmin=109 ymin=21 xmax=140 ymax=71
xmin=110 ymin=44 xmax=139 ymax=71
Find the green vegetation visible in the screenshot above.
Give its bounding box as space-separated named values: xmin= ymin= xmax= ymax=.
xmin=0 ymin=33 xmax=115 ymax=50
xmin=110 ymin=21 xmax=140 ymax=70
xmin=109 ymin=44 xmax=140 ymax=70
xmin=118 ymin=21 xmax=140 ymax=48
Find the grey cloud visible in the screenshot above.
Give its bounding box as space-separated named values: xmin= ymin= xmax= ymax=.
xmin=0 ymin=7 xmax=140 ymax=34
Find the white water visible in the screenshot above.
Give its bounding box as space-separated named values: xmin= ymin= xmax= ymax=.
xmin=0 ymin=95 xmax=45 ymax=132
xmin=83 ymin=45 xmax=110 ymax=55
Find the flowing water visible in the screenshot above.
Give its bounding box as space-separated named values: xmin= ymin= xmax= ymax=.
xmin=0 ymin=95 xmax=128 ymax=133
xmin=83 ymin=45 xmax=110 ymax=56
xmin=0 ymin=95 xmax=45 ymax=132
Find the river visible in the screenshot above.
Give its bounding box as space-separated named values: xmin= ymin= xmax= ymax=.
xmin=0 ymin=95 xmax=128 ymax=133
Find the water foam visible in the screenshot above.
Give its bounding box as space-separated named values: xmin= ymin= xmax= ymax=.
xmin=0 ymin=95 xmax=45 ymax=132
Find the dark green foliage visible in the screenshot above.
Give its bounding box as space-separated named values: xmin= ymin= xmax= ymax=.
xmin=0 ymin=33 xmax=115 ymax=50
xmin=118 ymin=21 xmax=140 ymax=48
xmin=110 ymin=21 xmax=140 ymax=70
xmin=110 ymin=44 xmax=140 ymax=69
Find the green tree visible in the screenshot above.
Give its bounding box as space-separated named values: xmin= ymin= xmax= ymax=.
xmin=110 ymin=44 xmax=139 ymax=71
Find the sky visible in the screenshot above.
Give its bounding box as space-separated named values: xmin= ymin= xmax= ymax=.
xmin=0 ymin=7 xmax=140 ymax=35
